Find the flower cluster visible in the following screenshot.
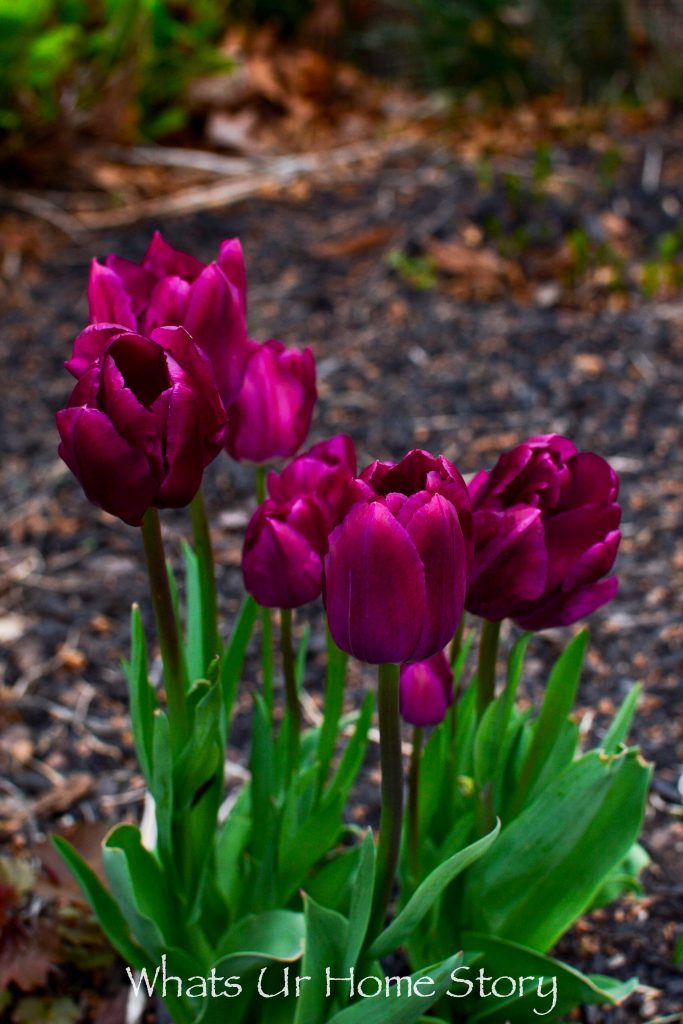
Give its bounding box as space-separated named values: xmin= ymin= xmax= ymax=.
xmin=58 ymin=233 xmax=317 ymax=525
xmin=57 ymin=232 xmax=622 ymax=723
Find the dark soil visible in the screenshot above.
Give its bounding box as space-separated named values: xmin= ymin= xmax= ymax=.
xmin=1 ymin=128 xmax=682 ymax=1021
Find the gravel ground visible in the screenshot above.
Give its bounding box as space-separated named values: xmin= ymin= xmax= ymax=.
xmin=1 ymin=139 xmax=682 ymax=1021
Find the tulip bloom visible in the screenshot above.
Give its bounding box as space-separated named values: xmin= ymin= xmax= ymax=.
xmin=400 ymin=651 xmax=454 ymax=727
xmin=324 ymin=450 xmax=471 ymax=664
xmin=87 ymin=231 xmax=249 ymax=408
xmin=467 ymin=434 xmax=621 ymax=629
xmin=57 ymin=326 xmax=225 ymax=527
xmin=242 ymin=435 xmax=356 ymax=608
xmin=225 ymin=339 xmax=317 ymax=464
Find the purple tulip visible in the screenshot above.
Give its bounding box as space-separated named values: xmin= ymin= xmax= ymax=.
xmin=87 ymin=231 xmax=249 ymax=407
xmin=400 ymin=651 xmax=454 ymax=727
xmin=57 ymin=326 xmax=225 ymax=527
xmin=242 ymin=435 xmax=357 ymax=608
xmin=224 ymin=339 xmax=317 ymax=464
xmin=466 ymin=434 xmax=621 ymax=629
xmin=243 ymin=495 xmax=329 ymax=608
xmin=323 ymin=450 xmax=471 ymax=664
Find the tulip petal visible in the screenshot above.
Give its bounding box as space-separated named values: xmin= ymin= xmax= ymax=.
xmin=105 ymin=254 xmax=156 ymax=317
xmin=243 ymin=513 xmax=323 ymax=608
xmin=56 ymin=406 xmax=156 ymax=526
xmin=403 ymin=494 xmax=468 ymax=659
xmin=87 ymin=261 xmax=137 ymax=331
xmin=515 ymin=577 xmax=619 ymax=630
xmin=543 ymin=505 xmax=621 ymax=591
xmin=142 ymin=230 xmax=204 ymax=281
xmin=400 ymin=651 xmax=453 ymax=727
xmin=566 ymin=452 xmax=619 ymax=506
xmin=218 ymin=238 xmax=248 ymax=314
xmin=155 ymin=383 xmax=204 ymax=507
xmin=184 ymin=263 xmax=250 ymax=407
xmin=144 ymin=276 xmax=191 ymax=335
xmin=66 ymin=324 xmax=128 ymax=379
xmin=324 ymin=502 xmax=426 ymax=664
xmin=466 ymin=507 xmax=548 ymax=620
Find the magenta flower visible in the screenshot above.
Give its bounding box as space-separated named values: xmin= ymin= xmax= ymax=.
xmin=323 ymin=450 xmax=471 ymax=664
xmin=87 ymin=231 xmax=249 ymax=408
xmin=57 ymin=326 xmax=225 ymax=527
xmin=242 ymin=435 xmax=356 ymax=608
xmin=466 ymin=434 xmax=621 ymax=629
xmin=400 ymin=651 xmax=454 ymax=727
xmin=224 ymin=339 xmax=317 ymax=464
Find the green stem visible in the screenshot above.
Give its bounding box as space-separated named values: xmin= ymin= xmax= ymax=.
xmin=449 ymin=613 xmax=465 ymax=668
xmin=141 ymin=508 xmax=188 ymax=751
xmin=255 ymin=465 xmax=274 ymax=718
xmin=408 ymin=726 xmax=423 ymax=880
xmin=476 ymin=619 xmax=501 ymax=721
xmin=280 ymin=607 xmax=301 ymax=767
xmin=190 ymin=488 xmax=219 ymax=670
xmin=371 ymin=663 xmax=404 ymax=939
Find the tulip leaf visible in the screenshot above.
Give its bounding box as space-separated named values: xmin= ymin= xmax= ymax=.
xmin=324 ymin=691 xmax=374 ymax=808
xmin=294 ymin=895 xmax=349 ymax=1024
xmin=250 ymin=695 xmax=275 ymax=862
xmin=344 ymin=830 xmax=376 ymax=971
xmin=602 ymin=682 xmax=642 ymax=754
xmin=304 ymin=844 xmax=362 ymax=913
xmin=101 ymin=823 xmax=186 ymax=958
xmin=215 ymin=804 xmax=251 ymax=908
xmin=587 ymin=841 xmax=649 ymax=910
xmin=513 ymin=628 xmax=588 ymax=812
xmin=459 ymin=934 xmax=637 ymax=1022
xmin=370 ymin=822 xmax=500 ymax=959
xmin=220 ymin=595 xmax=258 ymax=739
xmin=278 ymin=794 xmax=345 ymax=902
xmin=214 ymin=910 xmax=306 ymax=972
xmin=52 ymin=835 xmax=151 ymax=970
xmin=151 ymin=710 xmax=174 ymax=868
xmin=123 ymin=604 xmax=157 ymax=786
xmin=462 ymin=747 xmax=652 ymax=951
xmin=325 ymin=953 xmax=464 ymax=1024
xmin=317 ymin=631 xmax=349 ymax=790
xmin=182 ymin=541 xmax=204 ymax=682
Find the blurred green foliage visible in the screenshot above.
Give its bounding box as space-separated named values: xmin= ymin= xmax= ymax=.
xmin=351 ymin=0 xmax=683 ymax=104
xmin=0 ymin=0 xmax=231 ymax=154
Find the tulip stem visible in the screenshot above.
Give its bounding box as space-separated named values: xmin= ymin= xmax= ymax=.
xmin=408 ymin=726 xmax=423 ymax=880
xmin=476 ymin=619 xmax=501 ymax=721
xmin=190 ymin=488 xmax=219 ymax=671
xmin=371 ymin=662 xmax=404 ymax=940
xmin=255 ymin=466 xmax=274 ymax=718
xmin=141 ymin=508 xmax=188 ymax=752
xmin=280 ymin=608 xmax=301 ymax=767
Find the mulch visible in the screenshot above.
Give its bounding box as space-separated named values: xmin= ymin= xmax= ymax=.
xmin=1 ymin=114 xmax=682 ymax=1021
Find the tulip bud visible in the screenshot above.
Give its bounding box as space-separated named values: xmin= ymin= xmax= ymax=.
xmin=400 ymin=651 xmax=454 ymax=727
xmin=324 ymin=450 xmax=471 ymax=664
xmin=467 ymin=434 xmax=621 ymax=629
xmin=87 ymin=231 xmax=249 ymax=408
xmin=57 ymin=326 xmax=225 ymax=527
xmin=242 ymin=435 xmax=357 ymax=608
xmin=225 ymin=340 xmax=317 ymax=464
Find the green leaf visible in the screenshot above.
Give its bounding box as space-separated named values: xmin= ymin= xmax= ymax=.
xmin=182 ymin=542 xmax=204 ymax=682
xmin=513 ymin=629 xmax=588 ymax=811
xmin=52 ymin=835 xmax=150 ymax=970
xmin=344 ymin=831 xmax=376 ymax=971
xmin=250 ymin=696 xmax=275 ymax=861
xmin=317 ymin=632 xmax=348 ymax=789
xmin=295 ymin=622 xmax=311 ymax=692
xmin=587 ymin=842 xmax=649 ymax=910
xmin=602 ymin=683 xmax=642 ymax=754
xmin=305 ymin=845 xmax=361 ymax=913
xmin=278 ymin=795 xmax=345 ymax=902
xmin=220 ymin=596 xmax=258 ymax=736
xmin=674 ymin=929 xmax=683 ymax=964
xmin=151 ymin=711 xmax=174 ymax=868
xmin=460 ymin=934 xmax=637 ymax=1022
xmin=326 ymin=953 xmax=464 ymax=1024
xmin=324 ymin=692 xmax=374 ymax=807
xmin=462 ymin=747 xmax=652 ymax=951
xmin=294 ymin=895 xmax=349 ymax=1024
xmin=215 ymin=808 xmax=252 ymax=910
xmin=215 ymin=910 xmax=306 ymax=973
xmin=101 ymin=824 xmax=180 ymax=957
xmin=124 ymin=604 xmax=157 ymax=785
xmin=371 ymin=822 xmax=499 ymax=959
